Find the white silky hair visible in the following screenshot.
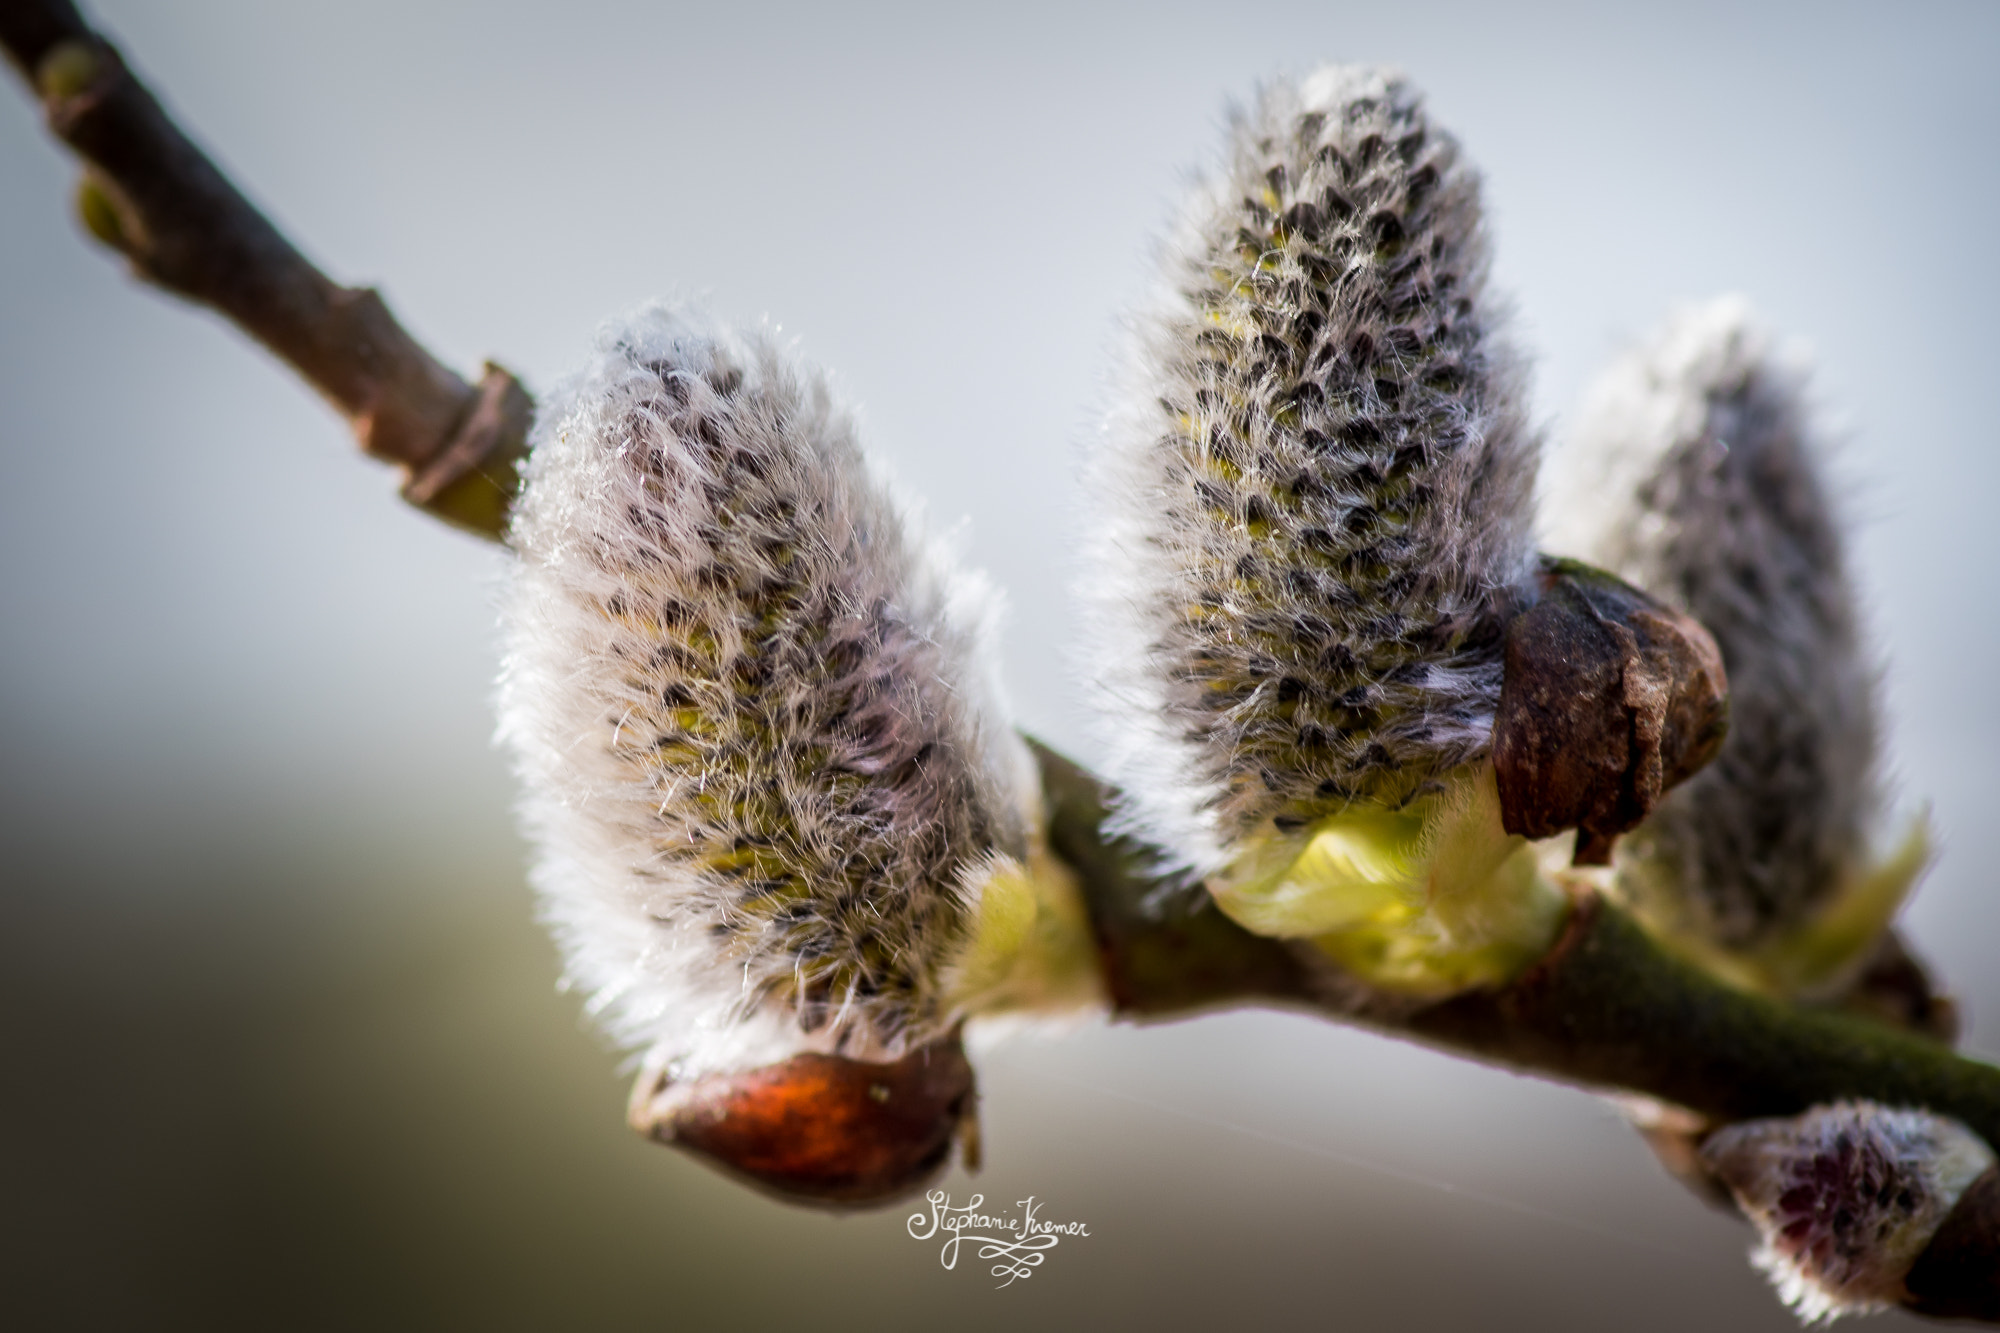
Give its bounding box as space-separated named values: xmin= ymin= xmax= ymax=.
xmin=1084 ymin=65 xmax=1540 ymax=877
xmin=1702 ymin=1101 xmax=1994 ymax=1322
xmin=1546 ymin=297 xmax=1880 ymax=950
xmin=498 ymin=305 xmax=1038 ymax=1079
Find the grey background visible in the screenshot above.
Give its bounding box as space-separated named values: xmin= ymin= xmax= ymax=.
xmin=3 ymin=1 xmax=1996 ymax=1328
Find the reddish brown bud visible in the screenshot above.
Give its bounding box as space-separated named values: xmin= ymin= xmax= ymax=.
xmin=628 ymin=1037 xmax=976 ymax=1209
xmin=1493 ymin=558 xmax=1728 ymax=864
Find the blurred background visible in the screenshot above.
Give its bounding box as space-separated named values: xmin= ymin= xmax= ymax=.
xmin=3 ymin=1 xmax=1997 ymax=1327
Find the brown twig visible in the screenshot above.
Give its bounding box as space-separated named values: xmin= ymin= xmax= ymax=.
xmin=10 ymin=3 xmax=2000 ymax=1315
xmin=0 ymin=0 xmax=527 ymax=538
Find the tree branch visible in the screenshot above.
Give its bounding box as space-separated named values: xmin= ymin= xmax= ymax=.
xmin=0 ymin=0 xmax=526 ymax=538
xmin=1035 ymin=742 xmax=2000 ymax=1140
xmin=10 ymin=2 xmax=1997 ymax=1313
xmin=1034 ymin=742 xmax=2000 ymax=1313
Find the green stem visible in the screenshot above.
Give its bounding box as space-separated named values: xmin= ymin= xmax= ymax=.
xmin=1033 ymin=740 xmax=2000 ymax=1146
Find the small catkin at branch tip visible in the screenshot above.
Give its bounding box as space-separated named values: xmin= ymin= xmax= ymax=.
xmin=1702 ymin=1102 xmax=1995 ymax=1322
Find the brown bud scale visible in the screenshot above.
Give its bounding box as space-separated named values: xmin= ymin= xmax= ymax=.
xmin=1493 ymin=558 xmax=1728 ymax=864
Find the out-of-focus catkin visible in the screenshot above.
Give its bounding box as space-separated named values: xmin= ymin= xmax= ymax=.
xmin=499 ymin=307 xmax=1094 ymax=1082
xmin=1548 ymin=298 xmax=1927 ymax=993
xmin=1702 ymin=1101 xmax=1994 ymax=1322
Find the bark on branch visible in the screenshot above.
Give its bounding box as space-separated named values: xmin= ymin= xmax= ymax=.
xmin=1035 ymin=743 xmax=2000 ymax=1137
xmin=0 ymin=0 xmax=526 ymax=538
xmin=1032 ymin=742 xmax=2000 ymax=1312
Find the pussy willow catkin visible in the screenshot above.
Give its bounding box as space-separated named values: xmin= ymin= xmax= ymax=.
xmin=498 ymin=307 xmax=1086 ymax=1080
xmin=1085 ymin=65 xmax=1539 ymax=881
xmin=1547 ymin=299 xmax=1925 ymax=993
xmin=1702 ymin=1101 xmax=1994 ymax=1321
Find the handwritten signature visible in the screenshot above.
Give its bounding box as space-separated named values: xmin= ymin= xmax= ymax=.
xmin=907 ymin=1191 xmax=1092 ymax=1288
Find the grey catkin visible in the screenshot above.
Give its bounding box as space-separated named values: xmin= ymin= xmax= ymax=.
xmin=1547 ymin=298 xmax=1880 ymax=953
xmin=498 ymin=306 xmax=1038 ymax=1079
xmin=1086 ymin=66 xmax=1540 ymax=877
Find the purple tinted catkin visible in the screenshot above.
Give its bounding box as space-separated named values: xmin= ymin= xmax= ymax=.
xmin=1703 ymin=1101 xmax=1994 ymax=1321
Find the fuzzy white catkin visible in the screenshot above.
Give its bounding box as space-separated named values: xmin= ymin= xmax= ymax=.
xmin=498 ymin=306 xmax=1039 ymax=1079
xmin=1701 ymin=1102 xmax=1994 ymax=1322
xmin=1546 ymin=298 xmax=1880 ymax=952
xmin=1086 ymin=66 xmax=1539 ymax=877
